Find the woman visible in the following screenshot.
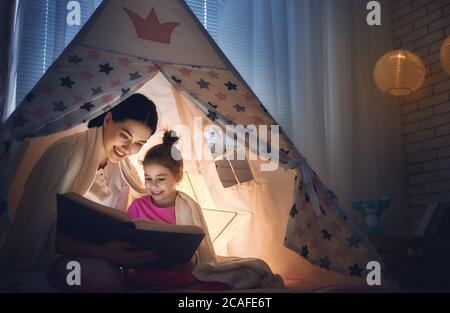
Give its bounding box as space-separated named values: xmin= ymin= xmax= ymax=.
xmin=0 ymin=94 xmax=158 ymax=291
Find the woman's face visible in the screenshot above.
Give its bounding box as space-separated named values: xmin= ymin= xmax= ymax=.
xmin=143 ymin=163 xmax=180 ymax=206
xmin=102 ymin=112 xmax=152 ymax=163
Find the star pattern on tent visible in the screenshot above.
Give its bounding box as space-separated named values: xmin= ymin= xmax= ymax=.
xmin=348 ymin=263 xmax=364 ymax=277
xmin=81 ymin=70 xmax=93 ymax=81
xmin=102 ymin=94 xmax=113 ymax=103
xmin=80 ymin=102 xmax=94 ymax=112
xmin=225 ymin=81 xmax=237 ymax=91
xmin=111 ymin=79 xmax=121 ymax=87
xmin=179 ymin=68 xmax=192 ymax=76
xmin=88 ymin=50 xmax=100 ymax=59
xmin=207 ymin=110 xmax=218 ymax=121
xmin=34 ymin=106 xmax=46 ymax=118
xmin=119 ymin=57 xmax=131 ymax=66
xmin=121 ymin=88 xmax=130 ymax=96
xmin=233 ymin=103 xmax=246 ymax=112
xmin=92 ymin=86 xmax=103 ymax=96
xmin=73 ymin=94 xmax=84 ymax=104
xmin=99 ymin=63 xmax=114 ymax=75
xmin=347 ymin=235 xmax=361 ymax=248
xmin=215 ymin=92 xmax=227 ymax=101
xmin=12 ymin=115 xmax=28 ymax=127
xmin=40 ymin=83 xmax=54 ymax=95
xmin=207 ymin=71 xmax=219 ymax=79
xmin=197 ymin=79 xmax=210 ymax=89
xmin=289 ymin=204 xmax=298 ymax=218
xmin=60 ymin=76 xmax=75 ymax=89
xmin=68 ymin=55 xmax=82 ymax=65
xmin=144 ymin=66 xmax=157 ymax=74
xmin=129 ymin=71 xmax=142 ymax=80
xmin=321 ymin=229 xmax=332 ymax=241
xmin=172 ymin=76 xmax=181 ymax=84
xmin=53 ymin=101 xmax=67 ymax=112
xmin=25 ymin=93 xmax=35 ymax=102
xmin=319 ymin=257 xmax=332 ymax=270
xmin=208 ymin=102 xmax=218 ymax=109
xmin=300 ymin=245 xmax=309 ymax=259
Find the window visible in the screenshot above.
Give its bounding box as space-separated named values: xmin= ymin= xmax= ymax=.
xmin=15 ymin=0 xmax=102 ymax=106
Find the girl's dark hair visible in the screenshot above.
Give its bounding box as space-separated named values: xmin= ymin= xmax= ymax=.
xmin=143 ymin=130 xmax=183 ymax=179
xmin=88 ymin=94 xmax=158 ymax=135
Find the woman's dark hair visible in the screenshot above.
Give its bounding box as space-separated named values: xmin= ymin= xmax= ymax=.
xmin=88 ymin=94 xmax=158 ymax=135
xmin=143 ymin=130 xmax=183 ymax=179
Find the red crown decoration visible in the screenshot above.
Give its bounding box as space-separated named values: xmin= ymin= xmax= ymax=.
xmin=123 ymin=7 xmax=180 ymax=44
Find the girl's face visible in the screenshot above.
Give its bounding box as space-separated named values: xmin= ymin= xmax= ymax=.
xmin=102 ymin=112 xmax=152 ymax=163
xmin=143 ymin=163 xmax=180 ymax=207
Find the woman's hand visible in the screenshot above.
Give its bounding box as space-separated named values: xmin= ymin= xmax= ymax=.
xmin=97 ymin=241 xmax=158 ymax=267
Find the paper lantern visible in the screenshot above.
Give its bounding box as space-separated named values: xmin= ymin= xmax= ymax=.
xmin=374 ymin=50 xmax=426 ymax=96
xmin=441 ymin=36 xmax=450 ymax=75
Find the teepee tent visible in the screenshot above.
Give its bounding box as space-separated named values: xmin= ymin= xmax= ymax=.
xmin=0 ymin=0 xmax=393 ymax=288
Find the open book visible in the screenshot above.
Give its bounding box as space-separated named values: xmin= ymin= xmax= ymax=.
xmin=56 ymin=192 xmax=205 ymax=269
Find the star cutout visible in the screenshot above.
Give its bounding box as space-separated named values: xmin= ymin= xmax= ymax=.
xmin=53 ymin=101 xmax=67 ymax=112
xmin=197 ymin=79 xmax=210 ymax=89
xmin=319 ymin=256 xmax=332 ymax=270
xmin=121 ymin=88 xmax=130 ymax=96
xmin=68 ymin=55 xmax=82 ymax=65
xmin=179 ymin=68 xmax=192 ymax=76
xmin=215 ymin=92 xmax=227 ymax=101
xmin=12 ymin=115 xmax=28 ymax=127
xmin=348 ymin=263 xmax=364 ymax=277
xmin=321 ymin=229 xmax=332 ymax=241
xmin=208 ymin=102 xmax=218 ymax=109
xmin=60 ymin=76 xmax=75 ymax=89
xmin=129 ymin=71 xmax=142 ymax=80
xmin=92 ymin=86 xmax=103 ymax=96
xmin=207 ymin=71 xmax=219 ymax=79
xmin=80 ymin=102 xmax=94 ymax=112
xmin=225 ymin=81 xmax=238 ymax=91
xmin=99 ymin=63 xmax=114 ymax=75
xmin=347 ymin=235 xmax=361 ymax=248
xmin=233 ymin=103 xmax=246 ymax=112
xmin=81 ymin=70 xmax=93 ymax=81
xmin=300 ymin=245 xmax=309 ymax=259
xmin=289 ymin=204 xmax=298 ymax=218
xmin=207 ymin=110 xmax=218 ymax=121
xmin=118 ymin=57 xmax=130 ymax=66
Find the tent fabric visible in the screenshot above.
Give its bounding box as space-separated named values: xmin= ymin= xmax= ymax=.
xmin=0 ymin=0 xmax=394 ymax=288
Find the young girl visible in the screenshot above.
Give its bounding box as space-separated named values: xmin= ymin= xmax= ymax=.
xmin=125 ymin=131 xmax=284 ymax=291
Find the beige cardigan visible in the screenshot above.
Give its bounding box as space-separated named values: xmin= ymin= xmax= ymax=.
xmin=0 ymin=127 xmax=283 ymax=290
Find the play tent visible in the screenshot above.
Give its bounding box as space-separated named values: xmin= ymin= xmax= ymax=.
xmin=0 ymin=0 xmax=392 ymax=288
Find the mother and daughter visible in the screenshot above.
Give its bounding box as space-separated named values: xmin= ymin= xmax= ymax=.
xmin=0 ymin=94 xmax=283 ymax=292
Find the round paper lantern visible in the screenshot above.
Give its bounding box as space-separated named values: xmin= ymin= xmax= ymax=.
xmin=373 ymin=50 xmax=426 ymax=96
xmin=441 ymin=35 xmax=450 ymax=75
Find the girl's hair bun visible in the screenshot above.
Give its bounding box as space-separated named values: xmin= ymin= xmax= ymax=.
xmin=162 ymin=130 xmax=179 ymax=148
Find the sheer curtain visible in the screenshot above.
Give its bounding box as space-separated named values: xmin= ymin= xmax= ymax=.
xmin=195 ymin=0 xmax=408 ymax=233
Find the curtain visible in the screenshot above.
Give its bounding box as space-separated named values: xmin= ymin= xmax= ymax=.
xmin=206 ymin=0 xmax=408 ymax=233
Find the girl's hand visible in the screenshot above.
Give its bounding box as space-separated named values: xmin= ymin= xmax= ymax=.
xmin=97 ymin=241 xmax=158 ymax=267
